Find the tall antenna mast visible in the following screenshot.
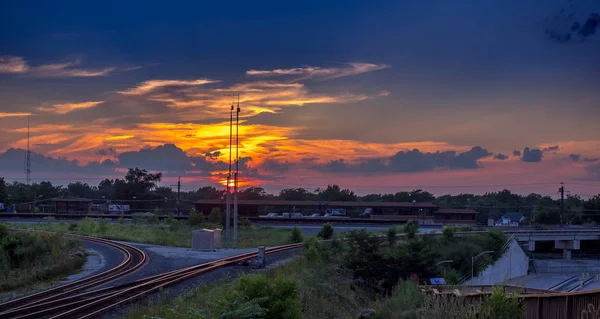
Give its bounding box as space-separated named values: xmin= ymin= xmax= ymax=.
xmin=26 ymin=115 xmax=31 ymax=185
xmin=225 ymin=95 xmax=234 ymax=249
xmin=233 ymin=93 xmax=240 ymax=248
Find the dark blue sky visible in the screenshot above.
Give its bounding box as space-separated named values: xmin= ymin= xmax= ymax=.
xmin=1 ymin=0 xmax=599 ymax=194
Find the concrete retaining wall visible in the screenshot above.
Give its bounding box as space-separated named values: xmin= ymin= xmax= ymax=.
xmin=465 ymin=239 xmax=529 ymax=285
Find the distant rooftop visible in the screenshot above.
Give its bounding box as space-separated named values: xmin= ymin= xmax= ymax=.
xmin=194 ymin=199 xmax=439 ymax=208
xmin=51 ymin=196 xmax=93 ymax=202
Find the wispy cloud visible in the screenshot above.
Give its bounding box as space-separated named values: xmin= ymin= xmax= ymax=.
xmin=118 ymin=79 xmax=218 ymax=95
xmin=120 ymin=79 xmax=380 ymax=120
xmin=37 ymin=101 xmax=104 ymax=114
xmin=0 ymin=56 xmax=28 ymax=73
xmin=0 ymin=55 xmax=117 ymax=78
xmin=0 ymin=112 xmax=32 ymax=118
xmin=246 ymin=62 xmax=391 ymax=80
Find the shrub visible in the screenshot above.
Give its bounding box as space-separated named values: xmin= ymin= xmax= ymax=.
xmin=481 ymin=285 xmax=524 ymax=319
xmin=289 ymin=227 xmax=303 ymax=243
xmin=188 ymin=209 xmax=204 ymax=227
xmin=375 ymin=280 xmax=425 ymax=317
xmin=77 ymin=217 xmax=100 ymax=234
xmin=304 ymin=244 xmax=321 ymax=263
xmin=0 ymin=231 xmax=85 ymax=291
xmin=403 ymin=220 xmax=419 ymax=239
xmin=117 ymin=217 xmax=125 ymax=224
xmin=0 ymin=223 xmax=7 ymax=239
xmin=68 ymin=223 xmax=77 ymax=231
xmin=98 ymin=218 xmax=108 ymax=234
xmin=239 ymin=215 xmax=251 ymax=227
xmin=46 ymin=216 xmax=55 ymax=223
xmin=387 ymin=226 xmax=398 ymax=247
xmin=235 ymin=274 xmax=302 ymax=319
xmin=148 ymin=214 xmax=160 ymax=225
xmin=318 ymin=223 xmax=334 ymax=240
xmin=442 ymin=226 xmax=456 ymax=240
xmin=457 ymin=225 xmax=473 ymax=232
xmin=207 ymin=207 xmax=221 ymax=224
xmin=443 ymin=268 xmax=461 ymax=285
xmin=132 ymin=215 xmax=146 ymax=224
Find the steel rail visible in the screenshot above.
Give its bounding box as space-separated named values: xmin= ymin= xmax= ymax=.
xmin=3 ymin=243 xmax=302 ymax=319
xmin=0 ymin=232 xmax=147 ymax=316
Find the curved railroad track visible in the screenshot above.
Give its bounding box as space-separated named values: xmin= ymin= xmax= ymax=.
xmin=0 ymin=233 xmax=147 ymax=319
xmin=0 ymin=241 xmax=303 ymax=319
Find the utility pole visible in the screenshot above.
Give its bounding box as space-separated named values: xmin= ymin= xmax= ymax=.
xmin=177 ymin=176 xmax=181 ymax=216
xmin=225 ymin=101 xmax=234 ymax=249
xmin=559 ymin=182 xmax=565 ymax=223
xmin=233 ymin=94 xmax=240 ymax=248
xmin=25 ymin=116 xmax=31 ymax=185
xmin=533 ymin=204 xmax=537 ymax=223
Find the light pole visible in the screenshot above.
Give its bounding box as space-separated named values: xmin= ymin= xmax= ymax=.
xmin=436 ymin=260 xmax=454 ymax=279
xmin=471 ymin=251 xmax=494 ymax=282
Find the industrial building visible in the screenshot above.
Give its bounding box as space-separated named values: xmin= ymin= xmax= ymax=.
xmin=193 ymin=199 xmax=478 ymax=225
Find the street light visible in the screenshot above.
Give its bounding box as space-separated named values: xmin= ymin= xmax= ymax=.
xmin=471 ymin=251 xmax=494 ymax=282
xmin=436 ymin=260 xmax=454 ymax=279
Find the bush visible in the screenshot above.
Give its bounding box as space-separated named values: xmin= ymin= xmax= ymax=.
xmin=318 ymin=223 xmax=334 ymax=240
xmin=481 ymin=285 xmax=524 ymax=319
xmin=148 ymin=214 xmax=159 ymax=225
xmin=68 ymin=223 xmax=77 ymax=231
xmin=375 ymin=280 xmax=425 ymax=317
xmin=304 ymin=244 xmax=321 ymax=263
xmin=239 ymin=215 xmax=251 ymax=227
xmin=98 ymin=218 xmax=108 ymax=234
xmin=442 ymin=226 xmax=455 ymax=240
xmin=0 ymin=231 xmax=86 ymax=291
xmin=403 ymin=220 xmax=419 ymax=239
xmin=235 ymin=274 xmax=302 ymax=319
xmin=387 ymin=226 xmax=398 ymax=247
xmin=0 ymin=223 xmax=7 ymax=239
xmin=46 ymin=216 xmax=55 ymax=223
xmin=188 ymin=209 xmax=204 ymax=227
xmin=117 ymin=217 xmax=125 ymax=224
xmin=456 ymin=225 xmax=473 ymax=232
xmin=132 ymin=214 xmax=146 ymax=224
xmin=289 ymin=227 xmax=303 ymax=243
xmin=77 ymin=217 xmax=100 ymax=234
xmin=207 ymin=207 xmax=221 ymax=224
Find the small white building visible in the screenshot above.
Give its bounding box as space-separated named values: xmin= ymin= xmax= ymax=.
xmin=496 ymin=212 xmax=526 ymax=227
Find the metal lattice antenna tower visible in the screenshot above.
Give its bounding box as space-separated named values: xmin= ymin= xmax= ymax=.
xmin=26 ymin=115 xmax=31 ymax=185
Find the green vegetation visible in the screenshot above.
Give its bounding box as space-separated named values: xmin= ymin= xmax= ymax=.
xmin=0 ymin=224 xmax=86 ymax=292
xmin=289 ymin=227 xmax=303 ymax=243
xmin=125 ymin=227 xmax=520 ymax=319
xmin=4 ymin=167 xmax=599 ymax=226
xmin=317 ymin=223 xmax=334 ymax=239
xmin=9 ymin=218 xmax=300 ymax=248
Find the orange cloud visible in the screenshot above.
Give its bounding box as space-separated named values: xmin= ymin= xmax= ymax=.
xmin=37 ymin=101 xmax=104 ymax=114
xmin=118 ymin=79 xmax=218 ymax=95
xmin=0 ymin=112 xmax=32 ymax=118
xmin=0 ymin=56 xmax=116 ymax=77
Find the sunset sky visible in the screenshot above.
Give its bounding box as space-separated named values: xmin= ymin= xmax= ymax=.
xmin=1 ymin=0 xmax=599 ymax=196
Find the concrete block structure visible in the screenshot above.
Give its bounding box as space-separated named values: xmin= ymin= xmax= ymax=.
xmin=466 ymin=239 xmax=529 ymax=285
xmin=192 ymin=229 xmax=222 ymax=251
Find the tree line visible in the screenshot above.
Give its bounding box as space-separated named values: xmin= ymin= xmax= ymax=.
xmin=1 ymin=168 xmax=600 ymax=224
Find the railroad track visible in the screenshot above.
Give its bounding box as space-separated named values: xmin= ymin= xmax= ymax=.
xmin=0 ymin=233 xmax=147 ymax=319
xmin=0 ymin=242 xmax=303 ymax=319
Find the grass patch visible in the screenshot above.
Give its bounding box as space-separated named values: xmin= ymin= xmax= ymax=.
xmin=0 ymin=224 xmax=86 ymax=293
xmin=9 ymin=218 xmax=305 ymax=248
xmin=124 ymin=227 xmax=519 ymax=319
